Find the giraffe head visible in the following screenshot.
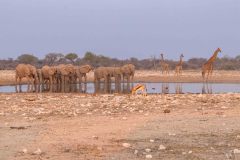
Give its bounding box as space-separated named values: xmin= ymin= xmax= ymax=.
xmin=180 ymin=54 xmax=184 ymax=58
xmin=217 ymin=48 xmax=222 ymax=53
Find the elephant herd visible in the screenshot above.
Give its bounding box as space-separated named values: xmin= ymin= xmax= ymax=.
xmin=15 ymin=63 xmax=135 ymax=93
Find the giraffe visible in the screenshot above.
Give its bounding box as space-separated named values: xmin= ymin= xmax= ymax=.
xmin=175 ymin=54 xmax=184 ymax=76
xmin=160 ymin=53 xmax=169 ymax=74
xmin=202 ymin=48 xmax=221 ymax=81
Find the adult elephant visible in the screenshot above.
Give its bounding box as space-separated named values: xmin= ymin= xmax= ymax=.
xmin=15 ymin=64 xmax=39 ymax=92
xmin=76 ymin=64 xmax=93 ymax=84
xmin=127 ymin=64 xmax=135 ymax=82
xmin=56 ymin=64 xmax=76 ymax=85
xmin=121 ymin=64 xmax=135 ymax=83
xmin=41 ymin=65 xmax=57 ymax=90
xmin=107 ymin=67 xmax=122 ymax=84
xmin=94 ymin=67 xmax=110 ymax=84
xmin=94 ymin=67 xmax=111 ymax=93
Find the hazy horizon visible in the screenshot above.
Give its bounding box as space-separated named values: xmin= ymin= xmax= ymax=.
xmin=0 ymin=0 xmax=239 ymax=61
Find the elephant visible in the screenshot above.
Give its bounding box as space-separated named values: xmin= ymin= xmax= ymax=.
xmin=94 ymin=66 xmax=124 ymax=93
xmin=27 ymin=64 xmax=39 ymax=84
xmin=94 ymin=67 xmax=111 ymax=92
xmin=56 ymin=64 xmax=76 ymax=85
xmin=127 ymin=64 xmax=135 ymax=82
xmin=40 ymin=65 xmax=57 ymax=90
xmin=110 ymin=67 xmax=123 ymax=92
xmin=107 ymin=67 xmax=122 ymax=84
xmin=36 ymin=69 xmax=42 ymax=84
xmin=75 ymin=64 xmax=93 ymax=84
xmin=15 ymin=64 xmax=39 ymax=92
xmin=121 ymin=64 xmax=135 ymax=83
xmin=94 ymin=67 xmax=110 ymax=84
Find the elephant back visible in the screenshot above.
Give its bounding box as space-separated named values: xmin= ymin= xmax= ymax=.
xmin=16 ymin=64 xmax=31 ymax=78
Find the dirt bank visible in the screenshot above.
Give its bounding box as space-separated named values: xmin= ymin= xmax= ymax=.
xmin=0 ymin=93 xmax=240 ymax=159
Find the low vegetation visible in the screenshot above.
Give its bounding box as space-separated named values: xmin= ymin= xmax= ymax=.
xmin=1 ymin=52 xmax=240 ymax=70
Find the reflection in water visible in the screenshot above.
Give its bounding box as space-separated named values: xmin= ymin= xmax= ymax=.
xmin=94 ymin=82 xmax=131 ymax=94
xmin=202 ymin=82 xmax=212 ymax=94
xmin=175 ymin=83 xmax=183 ymax=94
xmin=162 ymin=83 xmax=169 ymax=94
xmin=16 ymin=83 xmax=39 ymax=93
xmin=4 ymin=82 xmax=239 ymax=94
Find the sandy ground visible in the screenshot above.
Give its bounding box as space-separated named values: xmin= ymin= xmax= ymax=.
xmin=0 ymin=93 xmax=240 ymax=160
xmin=1 ymin=70 xmax=240 ymax=86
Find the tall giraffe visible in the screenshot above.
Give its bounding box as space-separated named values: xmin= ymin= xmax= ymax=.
xmin=202 ymin=48 xmax=221 ymax=80
xmin=160 ymin=53 xmax=169 ymax=74
xmin=175 ymin=54 xmax=184 ymax=76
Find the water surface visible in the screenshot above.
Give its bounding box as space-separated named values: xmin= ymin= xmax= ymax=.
xmin=0 ymin=83 xmax=239 ymax=94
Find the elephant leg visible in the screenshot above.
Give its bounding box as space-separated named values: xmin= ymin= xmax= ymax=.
xmin=15 ymin=76 xmax=19 ymax=93
xmin=49 ymin=77 xmax=53 ymax=92
xmin=84 ymin=75 xmax=87 ymax=84
xmin=127 ymin=75 xmax=130 ymax=84
xmin=30 ymin=77 xmax=35 ymax=92
xmin=26 ymin=77 xmax=31 ymax=92
xmin=104 ymin=76 xmax=108 ymax=93
xmin=19 ymin=78 xmax=23 ymax=92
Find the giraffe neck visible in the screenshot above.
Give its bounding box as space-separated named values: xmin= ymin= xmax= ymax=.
xmin=178 ymin=56 xmax=183 ymax=66
xmin=161 ymin=55 xmax=165 ymax=63
xmin=207 ymin=49 xmax=220 ymax=64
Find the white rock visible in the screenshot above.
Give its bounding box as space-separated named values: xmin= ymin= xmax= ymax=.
xmin=92 ymin=136 xmax=98 ymax=140
xmin=158 ymin=145 xmax=166 ymax=150
xmin=182 ymin=152 xmax=186 ymax=155
xmin=146 ymin=154 xmax=152 ymax=159
xmin=134 ymin=149 xmax=138 ymax=154
xmin=168 ymin=133 xmax=176 ymax=136
xmin=144 ymin=113 xmax=149 ymax=116
xmin=122 ymin=117 xmax=127 ymax=120
xmin=122 ymin=143 xmax=131 ymax=148
xmin=149 ymin=139 xmax=154 ymax=143
xmin=233 ymin=149 xmax=240 ymax=154
xmin=145 ymin=148 xmax=151 ymax=152
xmin=22 ymin=148 xmax=28 ymax=154
xmin=97 ymin=146 xmax=103 ymax=151
xmin=221 ymin=106 xmax=228 ymax=109
xmin=33 ymin=148 xmax=42 ymax=155
xmin=188 ymin=150 xmax=193 ymax=154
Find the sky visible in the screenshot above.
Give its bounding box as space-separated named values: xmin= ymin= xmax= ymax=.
xmin=0 ymin=0 xmax=240 ymax=60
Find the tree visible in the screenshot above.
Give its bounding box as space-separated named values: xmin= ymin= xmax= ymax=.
xmin=44 ymin=53 xmax=64 ymax=65
xmin=235 ymin=55 xmax=240 ymax=61
xmin=17 ymin=54 xmax=38 ymax=64
xmin=83 ymin=51 xmax=96 ymax=62
xmin=65 ymin=53 xmax=78 ymax=63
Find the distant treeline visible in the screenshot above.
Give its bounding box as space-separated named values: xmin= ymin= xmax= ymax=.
xmin=0 ymin=52 xmax=240 ymax=70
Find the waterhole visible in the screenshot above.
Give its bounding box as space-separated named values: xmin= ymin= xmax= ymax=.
xmin=0 ymin=83 xmax=239 ymax=94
